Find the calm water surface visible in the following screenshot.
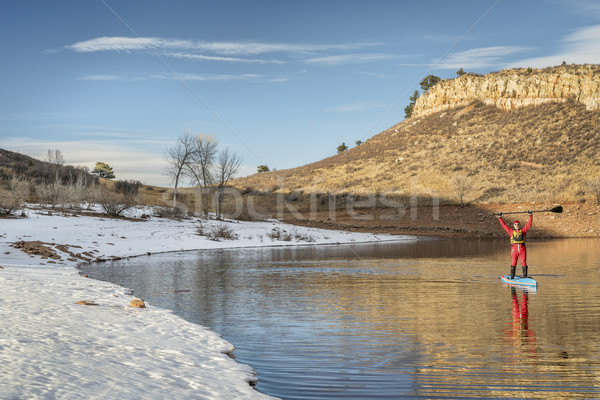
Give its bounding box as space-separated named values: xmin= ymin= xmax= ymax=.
xmin=81 ymin=238 xmax=600 ymax=399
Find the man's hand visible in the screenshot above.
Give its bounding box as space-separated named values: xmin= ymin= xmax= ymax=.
xmin=528 ymin=210 xmax=532 ymax=215
xmin=497 ymin=212 xmax=502 ymax=217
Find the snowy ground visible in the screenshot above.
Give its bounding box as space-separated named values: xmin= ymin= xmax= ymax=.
xmin=0 ymin=205 xmax=409 ymax=399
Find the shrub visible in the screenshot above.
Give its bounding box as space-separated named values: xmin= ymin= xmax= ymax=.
xmin=268 ymin=227 xmax=293 ymax=241
xmin=267 ymin=227 xmax=315 ymax=242
xmin=197 ymin=222 xmax=238 ymax=241
xmin=0 ymin=177 xmax=29 ymax=215
xmin=98 ymin=190 xmax=136 ymax=217
xmin=337 ymin=143 xmax=348 ymax=153
xmin=292 ymin=229 xmax=316 ymax=243
xmin=62 ymin=175 xmax=95 ymax=209
xmin=153 ymin=206 xmax=186 ymax=219
xmin=36 ymin=177 xmax=66 ymax=208
xmin=588 ymin=178 xmax=600 ymax=204
xmin=114 ymin=180 xmax=142 ymax=196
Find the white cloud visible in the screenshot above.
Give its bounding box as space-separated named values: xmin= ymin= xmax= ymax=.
xmin=64 ymin=36 xmax=379 ymax=56
xmin=165 ymin=52 xmax=283 ymax=64
xmin=305 ymin=53 xmax=399 ymax=66
xmin=265 ymin=77 xmax=290 ymax=83
xmin=75 ymin=72 xmax=261 ymax=83
xmin=65 ymin=37 xmax=192 ymax=53
xmin=77 ymin=74 xmax=122 ymax=81
xmin=154 ymin=72 xmax=260 ymax=82
xmin=61 ymin=36 xmax=391 ymax=75
xmin=511 ymin=24 xmax=600 ymax=68
xmin=191 ymin=40 xmax=369 ymax=55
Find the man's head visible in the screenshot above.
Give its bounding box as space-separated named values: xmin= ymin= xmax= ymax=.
xmin=513 ymin=220 xmax=521 ymax=229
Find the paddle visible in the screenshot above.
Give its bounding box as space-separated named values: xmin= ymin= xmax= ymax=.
xmin=496 ymin=205 xmax=563 ymax=216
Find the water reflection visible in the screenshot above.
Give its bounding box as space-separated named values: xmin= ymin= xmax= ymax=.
xmin=504 ymin=287 xmax=536 ymax=361
xmin=81 ymin=238 xmax=600 ymax=399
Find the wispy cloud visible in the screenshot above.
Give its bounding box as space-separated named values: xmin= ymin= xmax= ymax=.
xmin=165 ymin=52 xmax=284 ymax=64
xmin=155 ymin=72 xmax=260 ymax=82
xmin=192 ymin=40 xmax=378 ymax=55
xmin=60 ymin=36 xmax=389 ymax=69
xmin=305 ymin=53 xmax=399 ymax=66
xmin=64 ymin=36 xmax=379 ymax=56
xmin=334 ymin=101 xmax=388 ymax=112
xmin=77 ymin=74 xmax=122 ymax=81
xmin=65 ymin=37 xmax=191 ymax=53
xmin=76 ymin=72 xmax=261 ymax=83
xmin=511 ymin=24 xmax=600 ymax=68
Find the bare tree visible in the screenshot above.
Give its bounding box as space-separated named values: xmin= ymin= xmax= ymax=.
xmin=451 ymin=174 xmax=473 ymax=207
xmin=214 ymin=148 xmax=243 ymax=219
xmin=164 ymin=132 xmax=196 ymax=207
xmin=45 ymin=149 xmax=65 ymax=165
xmin=187 ymin=134 xmax=218 ymax=216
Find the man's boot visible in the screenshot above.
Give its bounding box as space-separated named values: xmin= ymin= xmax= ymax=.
xmin=510 ymin=266 xmax=516 ymax=279
xmin=522 ymin=265 xmax=528 ymax=278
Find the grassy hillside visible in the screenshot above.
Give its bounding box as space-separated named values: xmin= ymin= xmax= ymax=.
xmin=234 ymin=100 xmax=600 ymax=205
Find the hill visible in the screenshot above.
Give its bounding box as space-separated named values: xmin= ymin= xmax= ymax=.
xmin=0 ymin=148 xmax=98 ymax=186
xmin=234 ymin=65 xmax=600 ymax=205
xmin=0 ymin=148 xmax=168 ymax=210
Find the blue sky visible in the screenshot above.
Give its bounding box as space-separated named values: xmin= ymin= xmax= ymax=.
xmin=2 ymin=0 xmax=600 ymax=186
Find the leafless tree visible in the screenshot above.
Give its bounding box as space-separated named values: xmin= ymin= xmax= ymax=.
xmin=451 ymin=174 xmax=473 ymax=207
xmin=45 ymin=149 xmax=65 ymax=165
xmin=164 ymin=132 xmax=196 ymax=207
xmin=187 ymin=134 xmax=218 ymax=216
xmin=214 ymin=148 xmax=243 ymax=219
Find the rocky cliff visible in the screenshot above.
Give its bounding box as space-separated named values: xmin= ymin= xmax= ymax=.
xmin=412 ymin=64 xmax=600 ymax=117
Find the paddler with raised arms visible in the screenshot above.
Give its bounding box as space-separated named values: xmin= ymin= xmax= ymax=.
xmin=497 ymin=211 xmax=533 ymax=279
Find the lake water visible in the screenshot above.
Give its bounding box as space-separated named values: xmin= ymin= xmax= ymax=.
xmin=81 ymin=238 xmax=600 ymax=399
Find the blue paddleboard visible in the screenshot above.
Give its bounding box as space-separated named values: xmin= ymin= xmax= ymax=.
xmin=501 ymin=275 xmax=538 ymax=287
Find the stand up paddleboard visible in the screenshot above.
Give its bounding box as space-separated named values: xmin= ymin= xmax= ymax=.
xmin=501 ymin=275 xmax=538 ymax=287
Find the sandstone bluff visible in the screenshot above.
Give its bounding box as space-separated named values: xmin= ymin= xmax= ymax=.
xmin=413 ymin=64 xmax=600 ymax=117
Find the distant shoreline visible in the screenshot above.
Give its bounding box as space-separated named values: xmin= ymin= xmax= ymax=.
xmin=282 ymin=202 xmax=600 ymax=239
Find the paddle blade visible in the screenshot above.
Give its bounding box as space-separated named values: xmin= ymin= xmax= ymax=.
xmin=550 ymin=205 xmax=563 ymax=213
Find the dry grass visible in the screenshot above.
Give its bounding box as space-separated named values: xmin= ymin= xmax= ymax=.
xmin=233 ymin=100 xmax=600 ymax=205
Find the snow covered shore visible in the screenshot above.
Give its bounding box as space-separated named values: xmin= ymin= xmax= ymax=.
xmin=0 ymin=206 xmax=406 ymax=399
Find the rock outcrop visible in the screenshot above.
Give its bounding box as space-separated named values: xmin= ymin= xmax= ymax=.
xmin=412 ymin=64 xmax=600 ymax=117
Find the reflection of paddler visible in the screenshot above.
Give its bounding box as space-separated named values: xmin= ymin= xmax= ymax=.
xmin=511 ymin=287 xmax=529 ymax=333
xmin=504 ymin=287 xmax=536 ymax=353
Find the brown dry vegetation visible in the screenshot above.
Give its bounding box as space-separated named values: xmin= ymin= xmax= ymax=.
xmin=233 ymin=100 xmax=600 ymax=205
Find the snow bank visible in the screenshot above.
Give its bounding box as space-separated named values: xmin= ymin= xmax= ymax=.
xmin=0 ymin=206 xmax=407 ymax=399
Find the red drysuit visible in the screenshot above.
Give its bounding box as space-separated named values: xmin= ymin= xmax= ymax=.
xmin=498 ymin=214 xmax=533 ymax=267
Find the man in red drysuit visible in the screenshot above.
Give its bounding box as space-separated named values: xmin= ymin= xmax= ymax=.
xmin=497 ymin=211 xmax=533 ymax=279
